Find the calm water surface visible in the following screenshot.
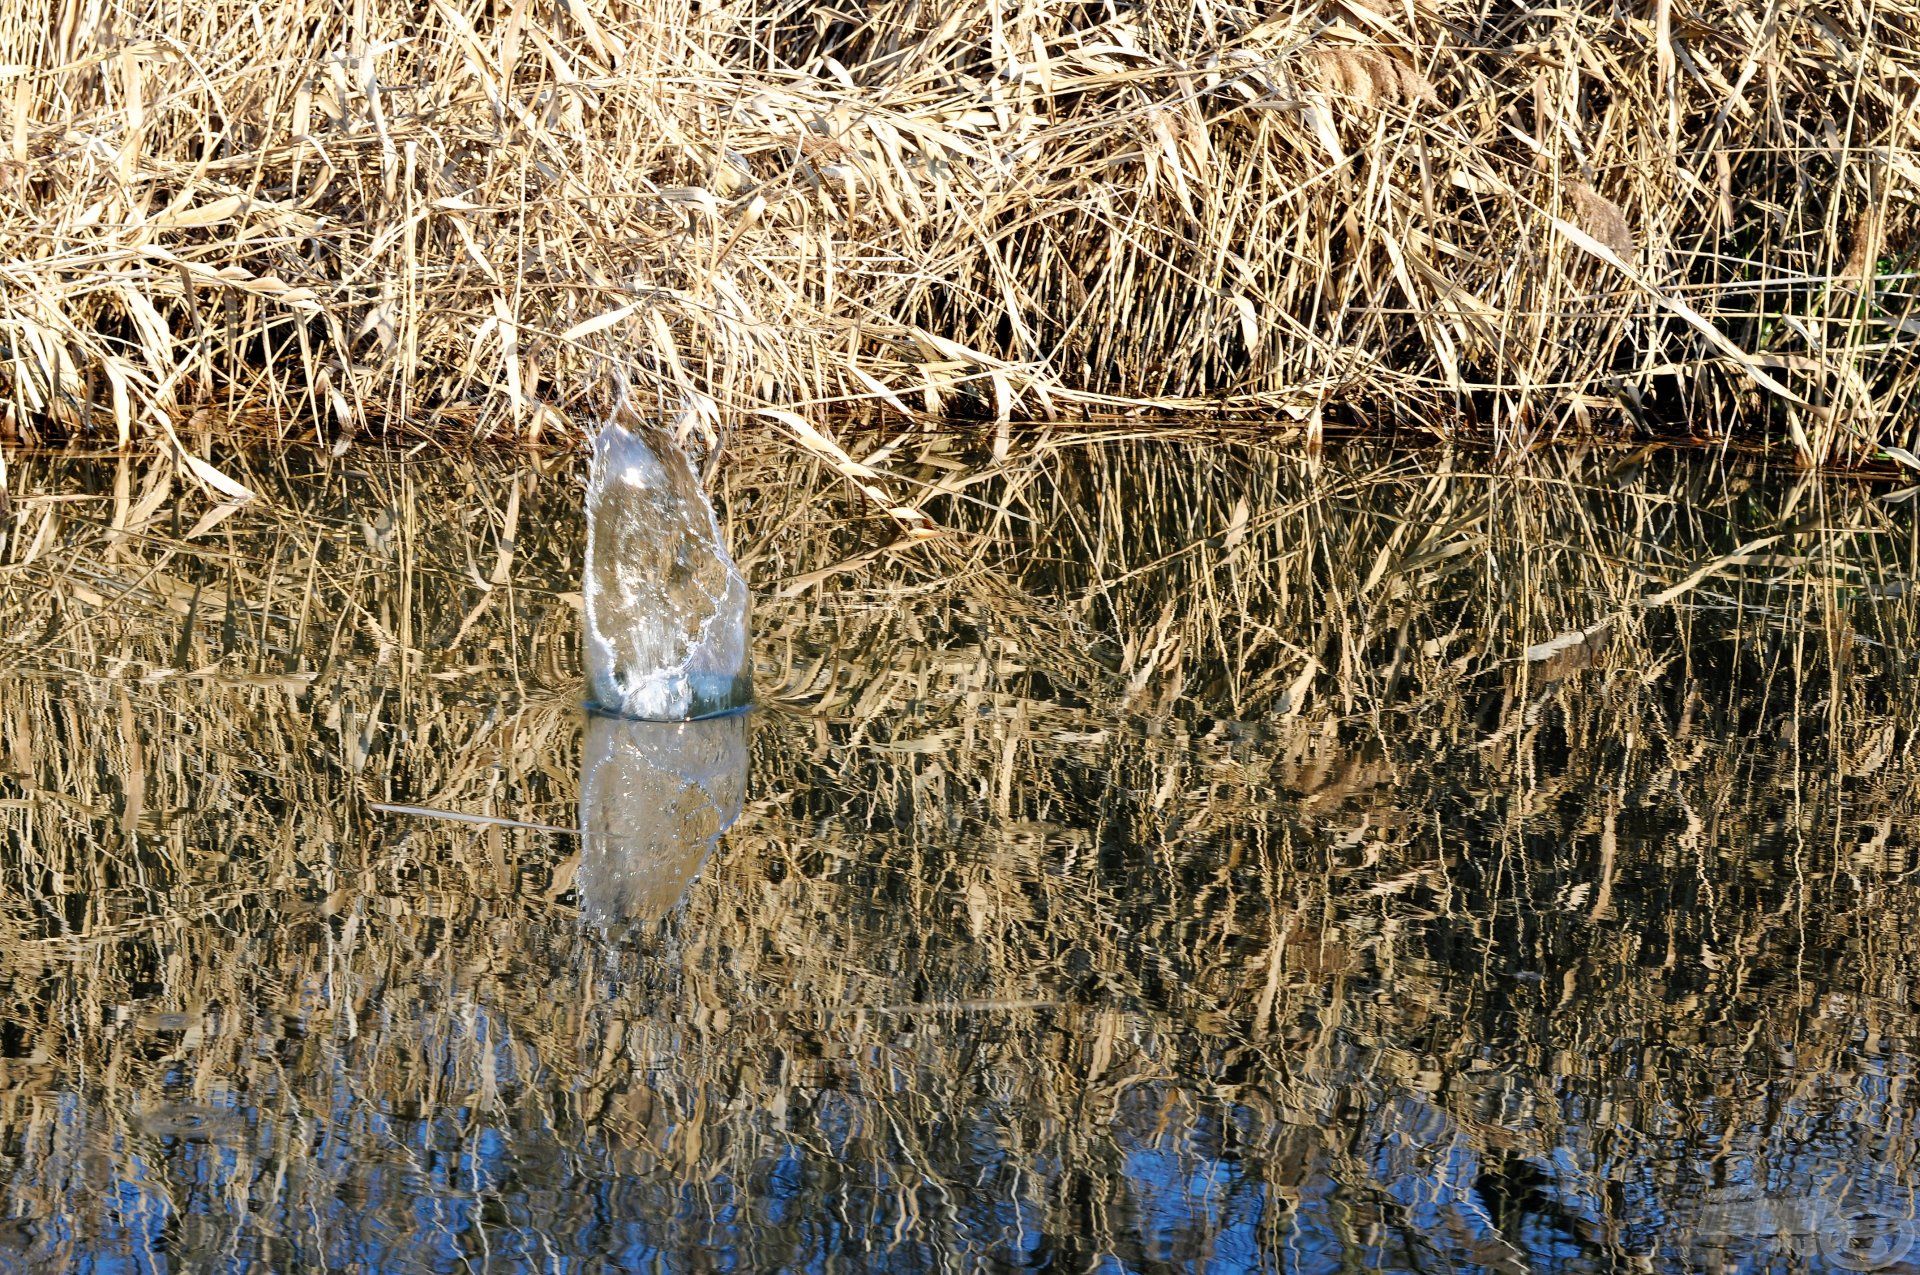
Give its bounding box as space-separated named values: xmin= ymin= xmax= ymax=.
xmin=1 ymin=436 xmax=1917 ymax=1273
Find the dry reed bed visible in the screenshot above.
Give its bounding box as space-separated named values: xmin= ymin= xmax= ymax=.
xmin=0 ymin=0 xmax=1916 ymax=470
xmin=0 ymin=436 xmax=1916 ymax=1263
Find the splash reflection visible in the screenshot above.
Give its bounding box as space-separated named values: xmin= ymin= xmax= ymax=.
xmin=576 ymin=710 xmax=747 ymax=927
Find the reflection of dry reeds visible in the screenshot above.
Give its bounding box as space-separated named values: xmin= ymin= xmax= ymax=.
xmin=0 ymin=1 xmax=1915 ymax=465
xmin=0 ymin=436 xmax=1917 ymax=1265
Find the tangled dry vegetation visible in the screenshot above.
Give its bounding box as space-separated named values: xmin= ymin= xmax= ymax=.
xmin=0 ymin=0 xmax=1916 ymax=468
xmin=0 ymin=436 xmax=1917 ymax=1263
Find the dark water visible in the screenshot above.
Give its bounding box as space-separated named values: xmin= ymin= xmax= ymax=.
xmin=1 ymin=436 xmax=1918 ymax=1273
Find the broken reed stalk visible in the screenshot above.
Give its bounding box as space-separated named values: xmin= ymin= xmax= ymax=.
xmin=0 ymin=0 xmax=1915 ymax=466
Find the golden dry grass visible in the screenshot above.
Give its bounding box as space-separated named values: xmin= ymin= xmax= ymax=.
xmin=0 ymin=0 xmax=1915 ymax=467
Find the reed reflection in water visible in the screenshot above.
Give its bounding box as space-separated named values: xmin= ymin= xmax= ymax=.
xmin=0 ymin=434 xmax=1916 ymax=1272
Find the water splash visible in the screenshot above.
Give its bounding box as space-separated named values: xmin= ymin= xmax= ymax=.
xmin=576 ymin=711 xmax=748 ymax=927
xmin=583 ymin=423 xmax=751 ymax=720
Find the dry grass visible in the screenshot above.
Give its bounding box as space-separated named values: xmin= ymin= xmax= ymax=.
xmin=0 ymin=435 xmax=1917 ymax=1263
xmin=0 ymin=0 xmax=1915 ymax=467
